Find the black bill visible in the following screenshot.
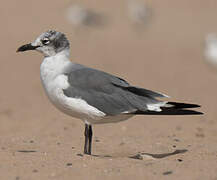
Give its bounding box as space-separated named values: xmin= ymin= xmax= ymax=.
xmin=16 ymin=43 xmax=39 ymax=52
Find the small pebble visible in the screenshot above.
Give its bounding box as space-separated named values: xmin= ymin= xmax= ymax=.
xmin=174 ymin=138 xmax=180 ymax=142
xmin=163 ymin=171 xmax=173 ymax=175
xmin=173 ymin=145 xmax=176 ymax=148
xmin=95 ymin=137 xmax=100 ymax=142
xmin=33 ymin=169 xmax=38 ymax=173
xmin=66 ymin=163 xmax=72 ymax=166
xmin=77 ymin=153 xmax=83 ymax=157
xmin=57 ymin=142 xmax=61 ymax=145
xmin=177 ymin=159 xmax=183 ymax=162
xmin=15 ymin=177 xmax=20 ymax=180
xmin=29 ymin=140 xmax=34 ymax=143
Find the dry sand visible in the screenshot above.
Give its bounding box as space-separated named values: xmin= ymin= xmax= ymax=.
xmin=0 ymin=0 xmax=217 ymax=179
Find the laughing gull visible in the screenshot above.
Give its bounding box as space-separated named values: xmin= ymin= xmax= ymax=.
xmin=17 ymin=30 xmax=202 ymax=155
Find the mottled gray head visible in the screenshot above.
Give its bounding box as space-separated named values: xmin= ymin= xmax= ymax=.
xmin=17 ymin=30 xmax=70 ymax=57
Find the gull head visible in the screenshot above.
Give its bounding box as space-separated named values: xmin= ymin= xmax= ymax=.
xmin=17 ymin=30 xmax=70 ymax=57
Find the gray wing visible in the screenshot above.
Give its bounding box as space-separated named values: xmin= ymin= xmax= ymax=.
xmin=63 ymin=65 xmax=167 ymax=116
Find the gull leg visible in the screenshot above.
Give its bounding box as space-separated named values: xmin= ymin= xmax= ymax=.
xmin=88 ymin=125 xmax=93 ymax=155
xmin=84 ymin=123 xmax=89 ymax=154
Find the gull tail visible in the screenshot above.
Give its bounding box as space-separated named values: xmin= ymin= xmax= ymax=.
xmin=134 ymin=102 xmax=203 ymax=115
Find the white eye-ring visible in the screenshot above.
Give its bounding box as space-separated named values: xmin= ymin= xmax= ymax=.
xmin=41 ymin=38 xmax=50 ymax=45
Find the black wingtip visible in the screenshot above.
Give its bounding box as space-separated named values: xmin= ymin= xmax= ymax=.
xmin=167 ymin=102 xmax=201 ymax=109
xmin=132 ymin=101 xmax=203 ymax=115
xmin=134 ymin=109 xmax=204 ymax=115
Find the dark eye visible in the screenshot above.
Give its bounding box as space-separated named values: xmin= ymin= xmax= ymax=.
xmin=41 ymin=38 xmax=50 ymax=45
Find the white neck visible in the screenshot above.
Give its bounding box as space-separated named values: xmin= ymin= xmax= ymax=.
xmin=40 ymin=49 xmax=71 ymax=85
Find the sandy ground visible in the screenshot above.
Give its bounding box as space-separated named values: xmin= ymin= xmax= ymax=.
xmin=1 ymin=0 xmax=217 ymax=179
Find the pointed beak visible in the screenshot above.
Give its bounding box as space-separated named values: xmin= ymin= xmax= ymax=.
xmin=16 ymin=43 xmax=39 ymax=52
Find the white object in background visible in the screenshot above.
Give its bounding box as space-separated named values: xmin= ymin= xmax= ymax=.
xmin=204 ymin=33 xmax=217 ymax=68
xmin=127 ymin=0 xmax=152 ymax=25
xmin=65 ymin=5 xmax=104 ymax=27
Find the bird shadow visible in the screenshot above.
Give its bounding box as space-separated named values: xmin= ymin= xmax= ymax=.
xmin=129 ymin=149 xmax=188 ymax=160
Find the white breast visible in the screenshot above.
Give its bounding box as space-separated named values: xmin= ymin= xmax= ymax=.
xmin=40 ymin=54 xmax=106 ymax=123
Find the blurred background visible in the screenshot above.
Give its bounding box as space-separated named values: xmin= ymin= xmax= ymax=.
xmin=0 ymin=0 xmax=217 ymax=179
